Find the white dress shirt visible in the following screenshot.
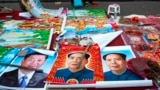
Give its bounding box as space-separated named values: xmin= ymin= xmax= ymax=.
xmin=18 ymin=69 xmax=35 ymax=85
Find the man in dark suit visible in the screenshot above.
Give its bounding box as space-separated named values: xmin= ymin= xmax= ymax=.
xmin=54 ymin=51 xmax=94 ymax=84
xmin=0 ymin=52 xmax=48 ymax=88
xmin=103 ymin=53 xmax=144 ymax=81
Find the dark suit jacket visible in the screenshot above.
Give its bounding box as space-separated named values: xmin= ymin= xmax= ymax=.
xmin=54 ymin=67 xmax=94 ymax=83
xmin=104 ymin=68 xmax=144 ymax=81
xmin=0 ymin=69 xmax=48 ymax=88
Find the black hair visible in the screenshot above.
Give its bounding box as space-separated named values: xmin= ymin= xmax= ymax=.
xmin=103 ymin=53 xmax=126 ymax=60
xmin=67 ymin=52 xmax=90 ymax=60
xmin=24 ymin=52 xmax=48 ymax=60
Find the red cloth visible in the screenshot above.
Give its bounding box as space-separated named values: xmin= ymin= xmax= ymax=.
xmin=0 ymin=10 xmax=23 ymax=20
xmin=108 ymin=35 xmax=125 ymax=46
xmin=0 ymin=10 xmax=158 ymax=89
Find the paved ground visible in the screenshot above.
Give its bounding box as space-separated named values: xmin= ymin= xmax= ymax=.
xmin=0 ymin=1 xmax=160 ymax=16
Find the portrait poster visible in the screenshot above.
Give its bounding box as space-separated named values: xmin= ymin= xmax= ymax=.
xmin=46 ymin=44 xmax=104 ymax=85
xmin=99 ymin=45 xmax=153 ymax=88
xmin=101 ymin=45 xmax=136 ymax=72
xmin=0 ymin=47 xmax=57 ymax=89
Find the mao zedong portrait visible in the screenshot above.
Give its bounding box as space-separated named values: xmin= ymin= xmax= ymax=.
xmin=54 ymin=51 xmax=94 ymax=84
xmin=0 ymin=52 xmax=48 ymax=88
xmin=103 ymin=53 xmax=144 ymax=81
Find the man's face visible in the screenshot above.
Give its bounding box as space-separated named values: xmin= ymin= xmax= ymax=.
xmin=105 ymin=54 xmax=126 ymax=73
xmin=21 ymin=54 xmax=46 ymax=69
xmin=67 ymin=52 xmax=88 ymax=72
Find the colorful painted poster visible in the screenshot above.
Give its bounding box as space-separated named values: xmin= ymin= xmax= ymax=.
xmin=67 ymin=9 xmax=107 ymax=17
xmin=18 ymin=17 xmax=66 ymax=34
xmin=65 ymin=9 xmax=113 ymax=34
xmin=0 ymin=29 xmax=53 ymax=49
xmin=121 ymin=26 xmax=160 ymax=62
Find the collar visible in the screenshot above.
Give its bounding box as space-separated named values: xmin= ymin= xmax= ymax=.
xmin=18 ymin=69 xmax=35 ymax=84
xmin=112 ymin=68 xmax=127 ymax=75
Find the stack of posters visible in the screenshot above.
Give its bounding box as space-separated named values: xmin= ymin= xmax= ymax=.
xmin=46 ymin=45 xmax=152 ymax=88
xmin=119 ymin=15 xmax=160 ymax=88
xmin=0 ymin=45 xmax=153 ymax=89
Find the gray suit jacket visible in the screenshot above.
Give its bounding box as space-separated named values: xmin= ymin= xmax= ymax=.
xmin=0 ymin=69 xmax=47 ymax=88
